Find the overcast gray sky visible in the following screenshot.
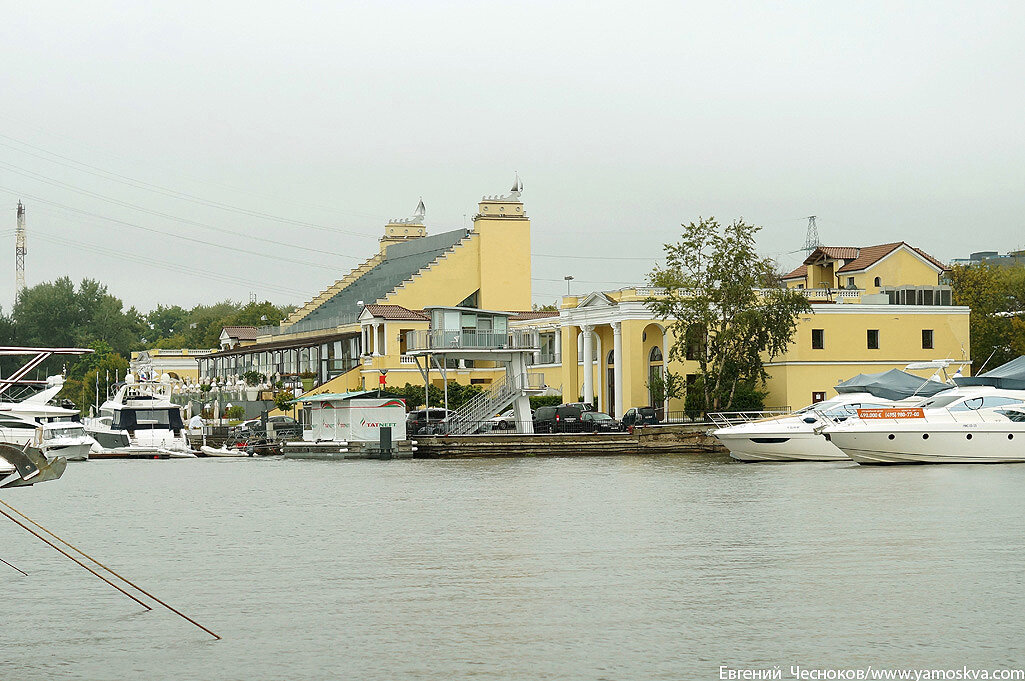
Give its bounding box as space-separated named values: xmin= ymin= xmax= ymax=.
xmin=2 ymin=0 xmax=1023 ymax=312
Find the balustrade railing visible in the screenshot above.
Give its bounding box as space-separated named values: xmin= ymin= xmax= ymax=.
xmin=405 ymin=329 xmax=539 ymax=352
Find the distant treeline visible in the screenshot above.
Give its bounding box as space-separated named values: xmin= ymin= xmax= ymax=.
xmin=0 ymin=276 xmax=294 ymax=409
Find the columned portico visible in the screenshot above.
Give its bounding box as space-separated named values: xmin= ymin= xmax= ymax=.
xmin=582 ymin=324 xmax=594 ymax=407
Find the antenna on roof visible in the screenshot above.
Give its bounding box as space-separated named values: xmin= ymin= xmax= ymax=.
xmin=803 ymin=216 xmax=820 ymax=256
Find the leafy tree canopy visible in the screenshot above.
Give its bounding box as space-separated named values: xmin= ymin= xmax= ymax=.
xmin=646 ymin=217 xmax=811 ymax=413
xmin=948 ymin=263 xmax=1025 ymax=372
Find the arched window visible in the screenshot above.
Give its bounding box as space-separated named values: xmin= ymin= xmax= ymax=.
xmin=874 ymin=276 xmax=881 ymax=287
xmin=649 ymin=346 xmax=663 ymax=363
xmin=606 ymin=350 xmax=615 ymax=366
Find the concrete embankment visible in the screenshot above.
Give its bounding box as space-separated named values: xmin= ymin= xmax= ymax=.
xmin=414 ymin=423 xmax=726 ymax=458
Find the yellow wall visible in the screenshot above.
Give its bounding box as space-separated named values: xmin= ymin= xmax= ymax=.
xmin=846 ymin=248 xmax=942 ymax=293
xmin=807 ymin=262 xmax=835 ymax=289
xmin=765 ymin=307 xmax=971 ymax=408
xmin=383 ymin=233 xmax=481 ymax=310
xmin=475 ymin=216 xmax=532 ymax=311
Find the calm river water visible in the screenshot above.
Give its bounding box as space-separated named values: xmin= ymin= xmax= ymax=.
xmin=2 ymin=454 xmax=1024 ymax=680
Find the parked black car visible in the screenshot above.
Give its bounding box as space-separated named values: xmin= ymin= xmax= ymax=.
xmin=621 ymin=406 xmax=660 ymax=427
xmin=562 ymin=402 xmax=596 ymax=412
xmin=406 ymin=408 xmax=454 ymax=435
xmin=533 ymin=405 xmax=587 ymax=433
xmin=580 ymin=411 xmax=622 ymax=432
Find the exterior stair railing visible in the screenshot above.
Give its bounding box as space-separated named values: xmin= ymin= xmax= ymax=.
xmin=444 ymin=372 xmax=545 ymax=436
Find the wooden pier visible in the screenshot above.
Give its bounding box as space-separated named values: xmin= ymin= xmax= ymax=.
xmin=413 ymin=424 xmax=725 ymax=458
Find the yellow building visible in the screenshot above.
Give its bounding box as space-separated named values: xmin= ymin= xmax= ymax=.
xmin=131 ymin=348 xmax=214 ymax=382
xmin=199 ymin=180 xmax=532 ymax=397
xmin=198 ymin=186 xmax=970 ymax=419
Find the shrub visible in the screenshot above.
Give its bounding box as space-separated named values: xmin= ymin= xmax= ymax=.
xmin=273 ymin=390 xmax=295 ymax=412
xmin=224 ymin=405 xmax=245 ymax=420
xmin=529 ymin=395 xmax=562 ymax=410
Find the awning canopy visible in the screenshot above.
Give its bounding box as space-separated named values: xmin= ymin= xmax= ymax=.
xmin=835 ymin=369 xmax=950 ymax=400
xmin=290 ymin=390 xmax=404 ymax=404
xmin=954 ymin=356 xmax=1025 ymax=390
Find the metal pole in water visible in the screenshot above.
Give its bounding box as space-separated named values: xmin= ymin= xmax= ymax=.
xmin=0 ymin=499 xmax=221 ymax=640
xmin=0 ymin=505 xmax=153 ymax=610
xmin=0 ymin=554 xmax=28 ymax=576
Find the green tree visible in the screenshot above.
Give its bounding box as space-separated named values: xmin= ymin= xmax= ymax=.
xmin=646 ymin=217 xmax=811 ymax=413
xmin=11 ymin=277 xmax=144 ymax=375
xmin=949 ymin=263 xmax=1025 ymax=371
xmin=147 ymin=304 xmax=189 ymax=341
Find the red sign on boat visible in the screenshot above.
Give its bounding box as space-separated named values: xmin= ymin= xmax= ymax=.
xmin=856 ymin=408 xmax=925 ymax=419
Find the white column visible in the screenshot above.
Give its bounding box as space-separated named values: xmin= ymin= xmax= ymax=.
xmin=613 ymin=321 xmax=624 ymax=418
xmin=361 ymin=326 xmax=369 ymax=356
xmin=595 ymin=333 xmax=604 ymax=414
xmin=581 ymin=324 xmax=594 ymax=407
xmin=554 ymin=326 xmax=562 ymax=361
xmin=380 ymin=322 xmax=388 ymax=357
xmin=372 ymin=323 xmax=382 ymax=356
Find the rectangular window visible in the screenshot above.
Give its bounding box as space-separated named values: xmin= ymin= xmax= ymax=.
xmin=812 ymin=329 xmax=824 ymax=349
xmin=812 ymin=391 xmax=826 ymax=404
xmin=847 ymin=276 xmax=855 ymax=288
xmin=922 ymin=329 xmax=934 ymax=349
xmin=867 ymin=329 xmax=879 ymax=349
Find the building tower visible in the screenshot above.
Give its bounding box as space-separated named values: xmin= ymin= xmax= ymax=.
xmin=803 ymin=215 xmax=820 ymax=255
xmin=15 ymin=201 xmax=26 ymax=297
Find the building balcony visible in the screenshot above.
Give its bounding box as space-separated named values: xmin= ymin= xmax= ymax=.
xmin=405 ymin=329 xmax=540 ymax=353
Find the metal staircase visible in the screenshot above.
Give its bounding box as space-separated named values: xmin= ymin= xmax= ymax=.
xmin=446 ymin=372 xmax=544 ymax=435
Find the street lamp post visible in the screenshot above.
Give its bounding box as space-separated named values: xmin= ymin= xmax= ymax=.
xmin=564 ymin=275 xmax=574 ymax=296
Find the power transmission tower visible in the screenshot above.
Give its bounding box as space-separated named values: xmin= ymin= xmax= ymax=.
xmin=15 ymin=201 xmax=26 ymax=297
xmin=803 ymin=215 xmax=820 ymax=255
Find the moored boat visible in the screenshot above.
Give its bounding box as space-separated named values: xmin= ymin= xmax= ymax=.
xmin=712 ymin=369 xmax=951 ymax=462
xmin=824 ymin=358 xmax=1025 ymax=464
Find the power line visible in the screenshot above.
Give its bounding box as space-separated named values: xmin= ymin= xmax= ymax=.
xmin=0 ymin=131 xmax=387 ymax=229
xmin=0 ymin=186 xmax=349 ymax=272
xmin=34 ymin=231 xmax=310 ymax=298
xmin=531 ymin=252 xmax=659 ymax=261
xmin=0 ymin=161 xmax=372 ymax=255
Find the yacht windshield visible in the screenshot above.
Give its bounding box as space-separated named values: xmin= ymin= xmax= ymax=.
xmin=112 ymin=408 xmax=184 ymax=431
xmin=917 ymin=395 xmax=966 ymax=409
xmin=795 ymin=397 xmax=846 ymax=414
xmin=822 ymin=402 xmax=891 ymax=417
xmin=44 ymin=426 xmax=85 ymax=439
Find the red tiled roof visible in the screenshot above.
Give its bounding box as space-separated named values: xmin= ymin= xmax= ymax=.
xmin=803 ymin=246 xmax=860 ymax=264
xmin=221 ymin=326 xmax=259 ymax=340
xmin=510 ymin=310 xmax=560 ymax=320
xmin=801 ymin=242 xmax=949 ymax=274
xmin=836 ymin=242 xmax=948 ymax=273
xmin=781 ymin=264 xmax=807 ymax=280
xmin=363 ymin=304 xmax=428 ymax=321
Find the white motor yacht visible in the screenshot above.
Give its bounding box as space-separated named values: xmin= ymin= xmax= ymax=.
xmin=85 ymin=378 xmax=194 ymax=456
xmin=712 ymin=369 xmax=951 ymax=462
xmin=824 ymin=358 xmax=1025 ymax=464
xmin=39 ymin=421 xmax=95 ymax=462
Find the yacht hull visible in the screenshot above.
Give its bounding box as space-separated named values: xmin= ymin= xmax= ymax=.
xmin=43 ymin=442 xmax=91 ymax=461
xmin=828 ymin=428 xmax=1025 ymax=464
xmin=716 ymin=431 xmax=848 ymax=462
